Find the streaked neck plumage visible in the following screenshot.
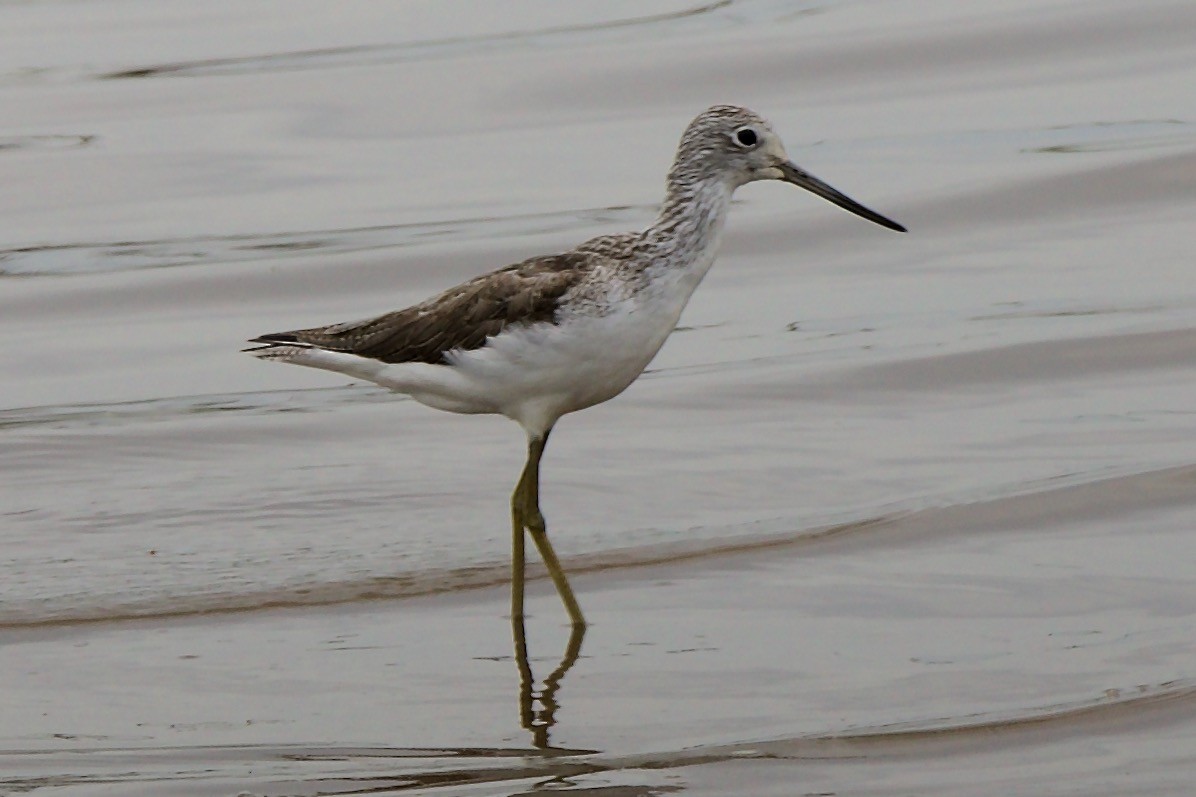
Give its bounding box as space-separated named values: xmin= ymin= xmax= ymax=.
xmin=640 ymin=167 xmax=735 ymax=289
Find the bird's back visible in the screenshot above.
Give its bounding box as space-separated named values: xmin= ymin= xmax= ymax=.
xmin=248 ymin=250 xmax=604 ymax=366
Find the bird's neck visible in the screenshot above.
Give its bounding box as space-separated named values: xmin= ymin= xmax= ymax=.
xmin=641 ymin=175 xmax=734 ymax=286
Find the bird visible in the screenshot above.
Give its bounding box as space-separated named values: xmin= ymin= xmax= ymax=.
xmin=245 ymin=105 xmax=905 ymax=628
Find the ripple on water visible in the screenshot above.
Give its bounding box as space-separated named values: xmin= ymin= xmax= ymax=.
xmin=0 ymin=386 xmax=390 ymax=433
xmin=0 ymin=134 xmax=96 ymax=152
xmin=0 ymin=205 xmax=651 ymax=277
xmin=0 ymin=1 xmax=818 ymax=85
xmin=1023 ymin=119 xmax=1195 ymax=154
xmin=1 ymin=681 xmax=1191 ymax=793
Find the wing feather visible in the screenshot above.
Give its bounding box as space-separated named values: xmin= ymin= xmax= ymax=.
xmin=249 ymin=252 xmax=594 ymax=365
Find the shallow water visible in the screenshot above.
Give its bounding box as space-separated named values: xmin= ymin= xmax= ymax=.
xmin=2 ymin=0 xmax=1195 ymax=794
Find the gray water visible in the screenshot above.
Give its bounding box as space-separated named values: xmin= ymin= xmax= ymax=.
xmin=2 ymin=1 xmax=1195 ymax=794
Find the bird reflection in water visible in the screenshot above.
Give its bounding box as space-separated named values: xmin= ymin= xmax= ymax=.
xmin=512 ymin=617 xmax=586 ymax=748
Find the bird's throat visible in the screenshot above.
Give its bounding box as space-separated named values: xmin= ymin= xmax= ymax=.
xmin=643 ymin=178 xmax=734 ymax=287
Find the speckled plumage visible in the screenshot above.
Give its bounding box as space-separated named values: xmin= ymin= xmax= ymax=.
xmin=246 ymin=105 xmax=904 ymax=625
xmin=253 ymin=253 xmax=593 ymax=365
xmin=247 ymin=105 xmax=904 ymax=433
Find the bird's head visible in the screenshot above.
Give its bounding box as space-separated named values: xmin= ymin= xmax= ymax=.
xmin=671 ymin=105 xmax=906 ymax=232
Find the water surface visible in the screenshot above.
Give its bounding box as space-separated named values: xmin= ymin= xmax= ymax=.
xmin=2 ymin=0 xmax=1195 ymax=794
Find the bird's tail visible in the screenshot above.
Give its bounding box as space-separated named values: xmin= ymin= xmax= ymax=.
xmin=244 ymin=336 xmax=389 ymax=383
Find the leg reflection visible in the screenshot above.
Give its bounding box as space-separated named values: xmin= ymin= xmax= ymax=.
xmin=512 ymin=616 xmax=586 ymax=749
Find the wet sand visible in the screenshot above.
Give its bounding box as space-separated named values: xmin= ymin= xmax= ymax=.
xmin=3 ymin=0 xmax=1196 ymax=794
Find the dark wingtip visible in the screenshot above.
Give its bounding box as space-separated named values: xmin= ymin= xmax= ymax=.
xmin=242 ymin=332 xmax=303 ymax=353
xmin=247 ymin=332 xmax=299 ymax=344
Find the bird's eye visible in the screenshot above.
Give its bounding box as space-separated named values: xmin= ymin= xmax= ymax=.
xmin=733 ymin=127 xmax=759 ymax=148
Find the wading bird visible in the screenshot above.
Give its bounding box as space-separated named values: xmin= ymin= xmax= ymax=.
xmin=246 ymin=105 xmax=905 ymax=627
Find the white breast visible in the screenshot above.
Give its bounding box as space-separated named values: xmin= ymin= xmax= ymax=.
xmin=369 ymin=220 xmax=723 ymax=436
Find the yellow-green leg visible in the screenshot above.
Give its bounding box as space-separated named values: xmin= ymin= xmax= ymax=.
xmin=510 ymin=429 xmax=586 ymax=627
xmin=511 ymin=499 xmax=526 ymax=622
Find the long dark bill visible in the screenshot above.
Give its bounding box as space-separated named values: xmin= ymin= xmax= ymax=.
xmin=778 ymin=161 xmax=906 ymax=233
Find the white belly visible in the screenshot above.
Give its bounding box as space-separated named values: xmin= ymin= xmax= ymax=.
xmin=458 ymin=302 xmax=678 ymax=429
xmin=370 ymin=292 xmax=684 ymax=435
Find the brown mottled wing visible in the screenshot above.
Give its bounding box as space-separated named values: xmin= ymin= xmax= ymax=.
xmin=249 ymin=252 xmax=593 ymax=365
